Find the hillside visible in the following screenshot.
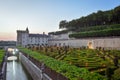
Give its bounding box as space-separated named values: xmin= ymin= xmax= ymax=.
xmin=49 ymin=5 xmax=120 ymax=38
xmin=59 ymin=5 xmax=120 ymax=31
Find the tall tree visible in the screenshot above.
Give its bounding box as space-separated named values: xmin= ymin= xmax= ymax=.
xmin=58 ymin=5 xmax=120 ymax=32
xmin=59 ymin=20 xmax=68 ymax=29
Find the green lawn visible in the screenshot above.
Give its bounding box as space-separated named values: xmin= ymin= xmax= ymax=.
xmin=0 ymin=49 xmax=4 ymax=64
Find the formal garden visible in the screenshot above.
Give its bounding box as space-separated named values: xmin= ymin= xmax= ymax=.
xmin=17 ymin=6 xmax=120 ymax=80
xmin=18 ymin=45 xmax=120 ymax=80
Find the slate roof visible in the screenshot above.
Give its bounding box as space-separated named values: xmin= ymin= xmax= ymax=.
xmin=29 ymin=34 xmax=49 ymax=37
xmin=17 ymin=30 xmax=27 ymax=33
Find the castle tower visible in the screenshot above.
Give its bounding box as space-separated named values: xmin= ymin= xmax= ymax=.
xmin=17 ymin=28 xmax=29 ymax=47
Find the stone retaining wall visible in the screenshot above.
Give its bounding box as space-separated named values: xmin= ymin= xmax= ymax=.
xmin=20 ymin=52 xmax=52 ymax=80
xmin=48 ymin=37 xmax=120 ymax=50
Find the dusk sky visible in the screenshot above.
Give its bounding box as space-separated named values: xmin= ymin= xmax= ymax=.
xmin=0 ymin=0 xmax=120 ymax=41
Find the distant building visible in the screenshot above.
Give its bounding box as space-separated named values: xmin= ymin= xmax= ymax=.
xmin=17 ymin=28 xmax=49 ymax=47
xmin=0 ymin=41 xmax=16 ymax=49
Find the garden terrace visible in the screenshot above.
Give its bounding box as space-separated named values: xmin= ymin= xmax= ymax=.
xmin=69 ymin=24 xmax=120 ymax=38
xmin=26 ymin=45 xmax=120 ymax=79
xmin=74 ymin=24 xmax=120 ymax=32
xmin=18 ymin=47 xmax=106 ymax=80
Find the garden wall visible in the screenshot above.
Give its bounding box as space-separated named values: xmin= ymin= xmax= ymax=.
xmin=19 ymin=52 xmax=52 ymax=80
xmin=48 ymin=37 xmax=120 ymax=50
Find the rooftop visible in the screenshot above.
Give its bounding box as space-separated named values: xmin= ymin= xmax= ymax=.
xmin=29 ymin=34 xmax=49 ymax=37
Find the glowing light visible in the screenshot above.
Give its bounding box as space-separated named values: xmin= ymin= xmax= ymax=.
xmin=87 ymin=41 xmax=94 ymax=49
xmin=13 ymin=51 xmax=15 ymax=55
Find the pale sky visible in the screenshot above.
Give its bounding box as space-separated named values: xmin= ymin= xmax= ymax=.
xmin=0 ymin=0 xmax=120 ymax=41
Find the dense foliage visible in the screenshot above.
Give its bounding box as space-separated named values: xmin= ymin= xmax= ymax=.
xmin=59 ymin=6 xmax=120 ymax=31
xmin=49 ymin=30 xmax=68 ymax=35
xmin=113 ymin=68 xmax=120 ymax=80
xmin=18 ymin=47 xmax=107 ymax=80
xmin=69 ymin=28 xmax=120 ymax=38
xmin=49 ymin=6 xmax=120 ymax=37
xmin=72 ymin=24 xmax=120 ymax=32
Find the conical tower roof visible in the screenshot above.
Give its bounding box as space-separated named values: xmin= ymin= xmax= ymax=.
xmin=26 ymin=27 xmax=29 ymax=33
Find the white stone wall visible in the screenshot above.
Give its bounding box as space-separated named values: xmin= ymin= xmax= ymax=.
xmin=17 ymin=32 xmax=29 ymax=47
xmin=20 ymin=53 xmax=52 ymax=80
xmin=93 ymin=37 xmax=120 ymax=50
xmin=50 ymin=33 xmax=69 ymax=40
xmin=17 ymin=32 xmax=22 ymax=46
xmin=48 ymin=37 xmax=120 ymax=50
xmin=48 ymin=40 xmax=68 ymax=46
xmin=21 ymin=33 xmax=29 ymax=46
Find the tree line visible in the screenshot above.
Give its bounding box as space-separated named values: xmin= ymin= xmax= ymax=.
xmin=59 ymin=5 xmax=120 ymax=32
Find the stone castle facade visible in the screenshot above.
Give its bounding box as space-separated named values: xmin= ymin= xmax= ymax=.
xmin=17 ymin=28 xmax=120 ymax=50
xmin=17 ymin=28 xmax=49 ymax=47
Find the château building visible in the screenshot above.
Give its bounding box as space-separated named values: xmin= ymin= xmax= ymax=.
xmin=17 ymin=28 xmax=120 ymax=50
xmin=17 ymin=28 xmax=49 ymax=47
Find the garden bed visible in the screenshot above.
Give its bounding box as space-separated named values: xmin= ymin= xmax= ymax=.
xmin=18 ymin=47 xmax=106 ymax=80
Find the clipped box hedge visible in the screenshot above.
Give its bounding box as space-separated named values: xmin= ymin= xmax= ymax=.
xmin=18 ymin=47 xmax=106 ymax=80
xmin=69 ymin=28 xmax=120 ymax=38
